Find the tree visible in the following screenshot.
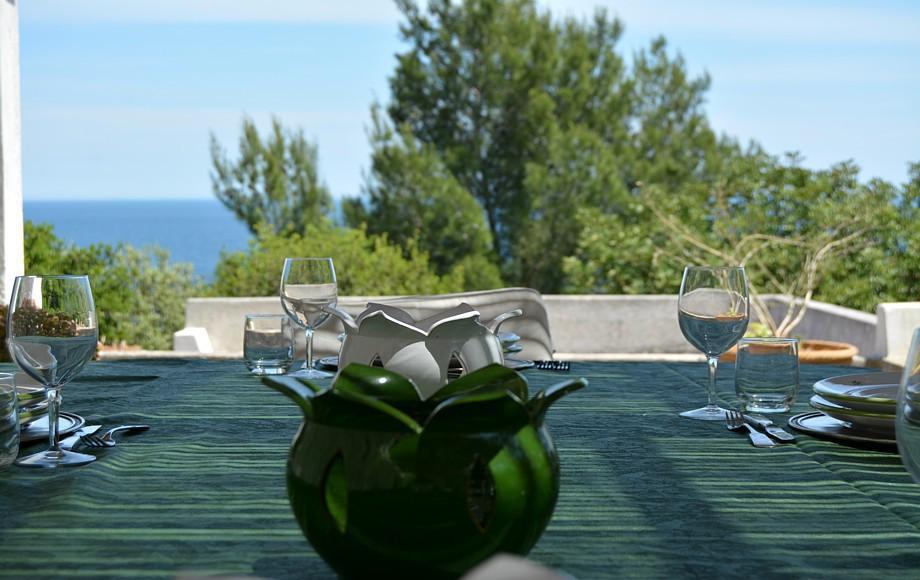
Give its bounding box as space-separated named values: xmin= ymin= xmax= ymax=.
xmin=564 ymin=151 xmax=904 ymax=330
xmin=367 ymin=0 xmax=725 ymax=291
xmin=210 ymin=116 xmax=332 ymax=236
xmin=350 ymin=108 xmax=497 ymax=281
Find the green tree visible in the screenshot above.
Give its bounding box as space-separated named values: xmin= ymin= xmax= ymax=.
xmin=368 ymin=0 xmax=725 ymax=291
xmin=210 ymin=116 xmax=332 ymax=236
xmin=564 ymin=152 xmax=909 ymax=323
xmin=349 ymin=108 xmax=499 ymax=284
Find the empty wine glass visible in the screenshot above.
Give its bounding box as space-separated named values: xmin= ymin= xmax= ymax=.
xmin=280 ymin=257 xmax=337 ymax=379
xmin=896 ymin=328 xmax=920 ymax=483
xmin=8 ymin=275 xmax=98 ymax=467
xmin=677 ymin=266 xmax=749 ymax=420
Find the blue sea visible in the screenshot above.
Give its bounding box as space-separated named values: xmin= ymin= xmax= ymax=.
xmin=24 ymin=200 xmax=253 ymax=281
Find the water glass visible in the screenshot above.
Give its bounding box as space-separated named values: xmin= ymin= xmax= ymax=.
xmin=896 ymin=328 xmax=920 ymax=483
xmin=244 ymin=315 xmax=294 ymax=375
xmin=0 ymin=373 xmax=18 ymax=469
xmin=677 ymin=265 xmax=749 ymax=420
xmin=734 ymin=337 xmax=799 ymax=413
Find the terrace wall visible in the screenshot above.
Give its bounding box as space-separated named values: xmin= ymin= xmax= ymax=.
xmin=173 ymin=294 xmax=908 ymax=363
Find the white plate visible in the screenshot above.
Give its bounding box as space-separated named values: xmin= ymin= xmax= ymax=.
xmin=19 ymin=412 xmax=86 ymax=444
xmin=810 ymin=394 xmax=894 ymax=434
xmin=813 ymin=372 xmax=900 ymax=412
xmin=788 ymin=412 xmax=896 ymax=447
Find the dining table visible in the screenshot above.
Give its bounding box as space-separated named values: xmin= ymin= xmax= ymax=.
xmin=2 ymin=358 xmax=920 ymax=579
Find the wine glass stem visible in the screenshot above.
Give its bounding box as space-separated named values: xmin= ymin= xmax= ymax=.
xmin=46 ymin=387 xmax=62 ymax=454
xmin=304 ymin=327 xmax=315 ymax=372
xmin=706 ymin=356 xmax=719 ymax=408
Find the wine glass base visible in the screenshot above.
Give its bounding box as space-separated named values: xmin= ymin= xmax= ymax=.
xmin=286 ymin=367 xmax=334 ymax=380
xmin=679 ymin=405 xmax=730 ymax=421
xmin=15 ymin=449 xmax=96 ymax=468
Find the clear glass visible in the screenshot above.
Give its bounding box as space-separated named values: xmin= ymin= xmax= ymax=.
xmin=896 ymin=329 xmax=920 ymax=483
xmin=244 ymin=314 xmax=294 ymax=375
xmin=0 ymin=373 xmax=18 ymax=469
xmin=8 ymin=275 xmax=98 ymax=467
xmin=735 ymin=337 xmax=799 ymax=413
xmin=280 ymin=257 xmax=337 ymax=379
xmin=677 ymin=266 xmax=749 ymax=420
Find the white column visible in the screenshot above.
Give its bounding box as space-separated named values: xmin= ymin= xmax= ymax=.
xmin=0 ymin=0 xmax=24 ymax=304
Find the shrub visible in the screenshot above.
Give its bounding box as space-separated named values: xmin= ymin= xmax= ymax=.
xmin=211 ymin=225 xmax=469 ymax=297
xmin=24 ymin=221 xmax=202 ymax=350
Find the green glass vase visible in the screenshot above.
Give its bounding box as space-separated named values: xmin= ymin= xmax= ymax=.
xmin=264 ymin=363 xmax=585 ymax=579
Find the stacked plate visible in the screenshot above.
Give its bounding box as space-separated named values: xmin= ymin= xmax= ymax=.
xmin=16 ymin=373 xmax=49 ymax=428
xmin=498 ymin=331 xmax=534 ymax=371
xmin=789 ymin=372 xmax=901 ymax=445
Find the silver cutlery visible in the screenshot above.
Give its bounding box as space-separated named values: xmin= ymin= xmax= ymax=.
xmin=744 ymin=413 xmax=796 ymax=442
xmin=534 ymin=360 xmax=570 ymax=371
xmin=60 ymin=425 xmax=101 ymax=451
xmin=725 ymin=410 xmax=775 ymax=448
xmin=79 ymin=425 xmax=150 ymax=448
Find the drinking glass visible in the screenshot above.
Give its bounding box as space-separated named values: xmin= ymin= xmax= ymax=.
xmin=8 ymin=275 xmax=98 ymax=467
xmin=677 ymin=266 xmax=749 ymax=420
xmin=0 ymin=373 xmax=18 ymax=469
xmin=734 ymin=337 xmax=799 ymax=413
xmin=244 ymin=314 xmax=294 ymax=375
xmin=280 ymin=258 xmax=337 ymax=379
xmin=896 ymin=328 xmax=920 ymax=483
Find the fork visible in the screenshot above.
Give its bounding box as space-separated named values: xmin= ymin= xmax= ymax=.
xmin=80 ymin=425 xmax=150 ymax=448
xmin=725 ymin=410 xmax=775 ymax=448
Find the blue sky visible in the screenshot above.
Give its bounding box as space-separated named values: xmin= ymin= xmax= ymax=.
xmin=19 ymin=0 xmax=920 ymax=201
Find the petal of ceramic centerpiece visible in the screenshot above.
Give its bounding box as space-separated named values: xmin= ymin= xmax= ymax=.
xmin=385 ymin=342 xmax=444 ymax=399
xmin=337 ymin=303 xmax=504 ymax=397
xmin=334 ymin=362 xmax=421 ymax=404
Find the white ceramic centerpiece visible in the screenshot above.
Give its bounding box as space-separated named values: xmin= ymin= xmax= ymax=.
xmin=324 ymin=303 xmax=513 ymax=400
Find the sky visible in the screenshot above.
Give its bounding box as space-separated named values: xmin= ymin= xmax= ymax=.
xmin=18 ymin=0 xmax=920 ymax=201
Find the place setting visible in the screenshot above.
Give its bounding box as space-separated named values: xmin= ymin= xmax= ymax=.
xmin=0 ymin=275 xmax=151 ymax=470
xmin=675 ymin=265 xmax=799 ymax=447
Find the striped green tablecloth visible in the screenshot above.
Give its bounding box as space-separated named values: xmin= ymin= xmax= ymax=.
xmin=2 ymin=359 xmax=919 ymax=579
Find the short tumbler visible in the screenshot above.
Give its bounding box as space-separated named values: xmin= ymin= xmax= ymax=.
xmin=244 ymin=315 xmax=294 ymax=375
xmin=0 ymin=373 xmax=19 ymax=469
xmin=734 ymin=337 xmax=799 ymax=413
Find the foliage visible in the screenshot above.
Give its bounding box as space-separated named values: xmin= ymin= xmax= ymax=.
xmin=564 ymin=152 xmax=909 ymax=334
xmin=211 ymin=225 xmax=462 ymax=298
xmin=210 ymin=116 xmax=333 ymax=236
xmin=348 ymin=108 xmax=497 ymax=278
xmin=361 ymin=0 xmax=729 ymax=291
xmin=23 ymin=221 xmax=202 ymax=350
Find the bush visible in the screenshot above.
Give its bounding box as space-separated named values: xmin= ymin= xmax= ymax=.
xmin=24 ymin=221 xmax=202 ymax=350
xmin=211 ymin=225 xmax=477 ymax=297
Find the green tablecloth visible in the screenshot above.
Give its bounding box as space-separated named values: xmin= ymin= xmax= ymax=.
xmin=2 ymin=359 xmax=919 ymax=578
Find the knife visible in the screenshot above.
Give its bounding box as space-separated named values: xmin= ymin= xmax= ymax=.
xmin=60 ymin=425 xmax=101 ymax=451
xmin=744 ymin=414 xmax=796 ymax=443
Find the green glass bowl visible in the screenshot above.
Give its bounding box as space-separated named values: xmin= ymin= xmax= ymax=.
xmin=264 ymin=363 xmax=585 ymax=579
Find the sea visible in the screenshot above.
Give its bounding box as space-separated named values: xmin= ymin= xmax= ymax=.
xmin=24 ymin=200 xmax=253 ymax=282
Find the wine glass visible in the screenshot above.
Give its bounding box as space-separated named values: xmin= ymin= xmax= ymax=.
xmin=677 ymin=266 xmax=749 ymax=420
xmin=896 ymin=328 xmax=920 ymax=483
xmin=8 ymin=275 xmax=99 ymax=467
xmin=280 ymin=257 xmax=337 ymax=379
